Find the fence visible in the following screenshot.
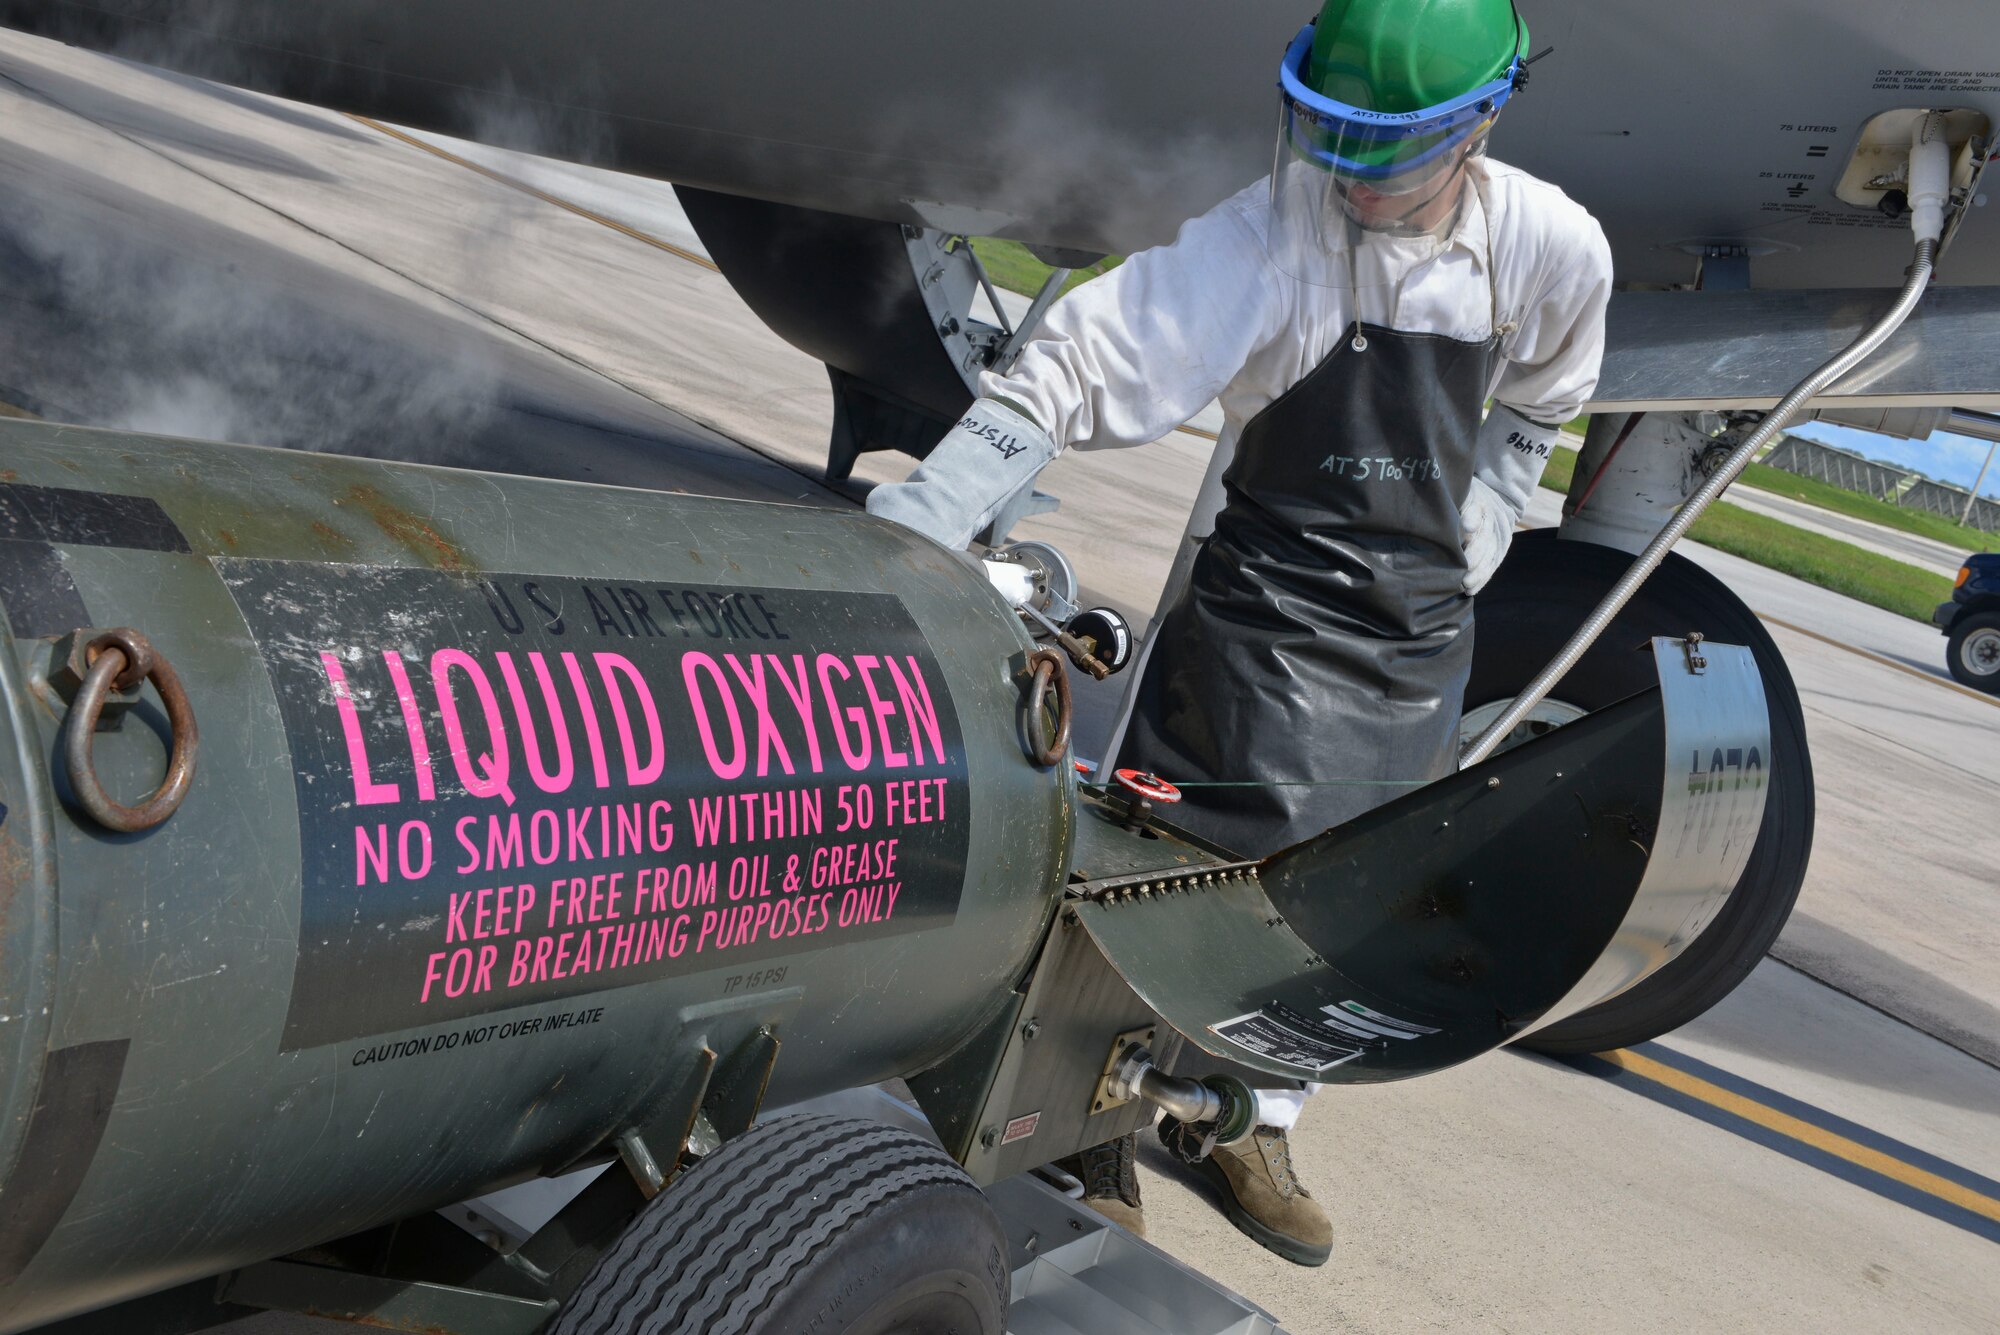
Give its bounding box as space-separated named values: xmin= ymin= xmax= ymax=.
xmin=1760 ymin=435 xmax=2000 ymax=535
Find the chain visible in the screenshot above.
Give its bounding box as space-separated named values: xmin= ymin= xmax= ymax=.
xmin=1159 ymin=778 xmax=1429 ymax=789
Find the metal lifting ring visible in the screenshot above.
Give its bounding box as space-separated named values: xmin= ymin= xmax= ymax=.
xmin=63 ymin=628 xmax=199 ymax=832
xmin=1024 ymin=648 xmax=1072 ymax=767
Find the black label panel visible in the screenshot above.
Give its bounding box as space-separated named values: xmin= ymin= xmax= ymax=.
xmin=219 ymin=562 xmax=971 ymax=1051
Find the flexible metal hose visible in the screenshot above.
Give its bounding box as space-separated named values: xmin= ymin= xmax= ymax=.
xmin=1107 ymin=1044 xmax=1258 ymax=1142
xmin=1460 ymin=234 xmax=1939 ymax=767
xmin=1134 ymin=1063 xmax=1227 ymax=1124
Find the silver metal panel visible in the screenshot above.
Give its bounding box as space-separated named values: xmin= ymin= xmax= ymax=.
xmin=949 ymin=904 xmax=1179 ymax=1187
xmin=991 ymin=1174 xmax=1289 ymax=1335
xmin=1590 ymin=287 xmax=2000 ymax=412
xmin=1079 ymin=693 xmax=1679 ymax=1085
xmin=1520 ymin=640 xmax=1769 ymax=1038
xmin=1072 ymin=872 xmax=1371 ymax=1084
xmin=1086 ymin=641 xmax=1771 ymax=1080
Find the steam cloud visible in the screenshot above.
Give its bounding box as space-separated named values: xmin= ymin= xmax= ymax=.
xmin=0 ymin=181 xmax=504 ymax=457
xmin=0 ymin=23 xmax=619 ymax=462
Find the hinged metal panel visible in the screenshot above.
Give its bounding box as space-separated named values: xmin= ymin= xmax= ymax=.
xmin=1074 ymin=639 xmax=1771 ymax=1084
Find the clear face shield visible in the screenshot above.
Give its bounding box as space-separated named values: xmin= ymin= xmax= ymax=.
xmin=1268 ymin=22 xmax=1520 ymax=288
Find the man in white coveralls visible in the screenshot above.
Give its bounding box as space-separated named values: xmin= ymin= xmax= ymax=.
xmin=869 ymin=0 xmax=1611 ymax=1265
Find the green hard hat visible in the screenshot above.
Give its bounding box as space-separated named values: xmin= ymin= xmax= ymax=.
xmin=1304 ymin=0 xmax=1528 ymax=175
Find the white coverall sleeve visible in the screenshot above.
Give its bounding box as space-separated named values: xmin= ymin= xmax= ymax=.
xmin=1473 ymin=213 xmax=1613 ymax=515
xmin=1464 ymin=213 xmax=1612 ymax=593
xmin=1488 ymin=216 xmax=1614 ymax=430
xmin=981 ymin=191 xmax=1288 ymax=451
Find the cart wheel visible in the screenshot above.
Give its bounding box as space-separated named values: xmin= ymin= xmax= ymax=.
xmin=550 ymin=1114 xmax=1007 ymax=1335
xmin=1945 ymin=611 xmax=2000 ymax=693
xmin=1465 ymin=530 xmax=1813 ymax=1055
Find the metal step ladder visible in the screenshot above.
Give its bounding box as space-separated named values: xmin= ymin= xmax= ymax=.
xmin=989 ymin=1174 xmax=1289 ymax=1335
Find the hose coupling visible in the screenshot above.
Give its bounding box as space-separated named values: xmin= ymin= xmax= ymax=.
xmin=1104 ymin=1044 xmax=1257 ymax=1148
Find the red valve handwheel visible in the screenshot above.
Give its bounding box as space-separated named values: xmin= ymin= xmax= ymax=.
xmin=1113 ymin=768 xmax=1181 ymax=804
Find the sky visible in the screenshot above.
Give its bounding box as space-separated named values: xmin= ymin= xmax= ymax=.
xmin=1788 ymin=420 xmax=2000 ymax=497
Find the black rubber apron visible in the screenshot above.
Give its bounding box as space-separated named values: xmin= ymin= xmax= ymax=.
xmin=1118 ymin=312 xmax=1502 ymax=858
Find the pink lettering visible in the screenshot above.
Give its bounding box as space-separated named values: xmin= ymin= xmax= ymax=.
xmin=817 ymin=654 xmax=872 ymax=770
xmin=497 ymin=652 xmax=575 ymax=795
xmin=320 ymin=651 xmax=398 ymax=805
xmin=565 ymin=806 xmax=596 ymax=861
xmin=683 ymin=651 xmax=747 ymax=780
xmin=454 ymin=815 xmax=479 ymax=874
xmin=562 ymin=653 xmax=611 ymax=788
xmin=448 ymin=890 xmax=473 ymax=943
xmin=420 ymin=952 xmax=446 ymax=1003
xmin=398 ymin=820 xmax=432 ymax=879
xmin=855 ymin=655 xmax=908 ymax=769
xmin=767 ymin=654 xmax=824 ymax=772
xmin=356 ymin=824 xmax=390 ymax=886
xmin=431 ymin=649 xmax=513 ymax=805
xmin=486 ymin=812 xmax=524 ymax=870
xmin=380 ymin=651 xmax=437 ymax=801
xmin=886 ymin=657 xmax=946 ymax=767
xmin=595 ymin=653 xmax=666 ymax=786
xmin=726 ymin=653 xmax=794 ymax=777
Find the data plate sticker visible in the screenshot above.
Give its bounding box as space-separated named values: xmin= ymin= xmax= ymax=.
xmin=220 ymin=562 xmax=971 ymax=1050
xmin=1000 ymin=1112 xmax=1041 ymax=1146
xmin=1210 ymin=1002 xmax=1375 ymax=1073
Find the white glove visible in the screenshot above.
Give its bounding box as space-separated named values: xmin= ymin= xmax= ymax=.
xmin=1461 ymin=476 xmax=1516 ymax=595
xmin=1462 ymin=406 xmax=1564 ymax=594
xmin=1473 ymin=405 xmax=1562 ymax=517
xmin=865 ymin=398 xmax=1058 ymax=549
xmin=980 ymin=558 xmax=1037 ymax=608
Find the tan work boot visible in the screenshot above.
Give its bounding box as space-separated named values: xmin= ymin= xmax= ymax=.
xmin=1052 ymin=1132 xmax=1146 ymax=1237
xmin=1160 ymin=1118 xmax=1330 ymax=1266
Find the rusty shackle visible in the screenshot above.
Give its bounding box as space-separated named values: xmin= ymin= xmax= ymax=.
xmin=61 ymin=627 xmax=199 ymax=832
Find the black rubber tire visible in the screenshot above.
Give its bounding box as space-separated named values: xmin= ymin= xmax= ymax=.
xmin=1945 ymin=610 xmax=2000 ymax=694
xmin=550 ymin=1115 xmax=1008 ymax=1335
xmin=1467 ymin=530 xmax=1813 ymax=1056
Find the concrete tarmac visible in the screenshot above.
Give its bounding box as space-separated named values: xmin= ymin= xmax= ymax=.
xmin=1 ymin=30 xmax=1995 ymax=1335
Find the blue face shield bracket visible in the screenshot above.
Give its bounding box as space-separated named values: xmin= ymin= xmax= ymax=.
xmin=1277 ymin=22 xmax=1525 ymax=182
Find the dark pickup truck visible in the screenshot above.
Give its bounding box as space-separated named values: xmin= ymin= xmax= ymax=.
xmin=1935 ymin=552 xmax=2000 ymax=693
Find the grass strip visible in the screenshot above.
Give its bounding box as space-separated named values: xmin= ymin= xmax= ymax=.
xmin=969 ymin=237 xmax=1123 ymax=299
xmin=1684 ymin=507 xmax=1954 ymax=622
xmin=1552 ymin=430 xmax=1990 ymax=554
xmin=1541 ymin=445 xmax=1954 ymax=623
xmin=1544 ymin=442 xmax=1580 ymax=493
xmin=1735 ymin=459 xmax=1993 ymax=555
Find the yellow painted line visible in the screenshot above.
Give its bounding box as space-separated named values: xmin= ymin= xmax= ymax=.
xmin=346 ymin=114 xmax=721 ymax=273
xmin=1755 ymin=610 xmax=2000 ymax=709
xmin=1604 ymin=1048 xmax=2000 ymax=1225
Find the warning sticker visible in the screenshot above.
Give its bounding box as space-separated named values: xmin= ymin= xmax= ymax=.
xmin=1211 ymin=1002 xmax=1374 ymax=1073
xmin=1212 ymin=999 xmax=1446 ymax=1071
xmin=1872 ymin=68 xmax=2000 ymax=92
xmin=219 ymin=562 xmax=971 ymax=1051
xmin=1325 ymin=1000 xmax=1440 ymax=1040
xmin=1001 ymin=1112 xmax=1041 ymax=1146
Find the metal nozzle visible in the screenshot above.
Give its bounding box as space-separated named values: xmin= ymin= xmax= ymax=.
xmin=1105 ymin=1045 xmax=1256 ymax=1145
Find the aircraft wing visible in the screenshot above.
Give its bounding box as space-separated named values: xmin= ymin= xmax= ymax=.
xmin=4 ymin=0 xmax=1994 ymax=290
